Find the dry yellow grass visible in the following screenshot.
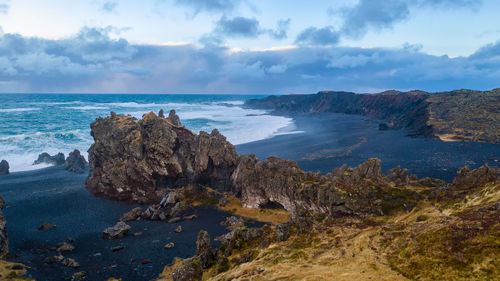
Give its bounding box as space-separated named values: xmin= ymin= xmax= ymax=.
xmin=218 ymin=196 xmax=290 ymax=225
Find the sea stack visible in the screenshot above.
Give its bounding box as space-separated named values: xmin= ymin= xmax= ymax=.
xmin=0 ymin=160 xmax=9 ymax=175
xmin=86 ymin=110 xmax=238 ymax=203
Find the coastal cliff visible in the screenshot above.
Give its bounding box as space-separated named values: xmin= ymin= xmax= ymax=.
xmin=245 ymin=88 xmax=500 ymax=143
xmin=87 ymin=111 xmax=418 ymax=218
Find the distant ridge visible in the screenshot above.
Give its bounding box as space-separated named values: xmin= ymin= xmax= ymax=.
xmin=245 ymin=88 xmax=500 ymax=143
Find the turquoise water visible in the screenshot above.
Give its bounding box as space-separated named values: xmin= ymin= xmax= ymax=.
xmin=0 ymin=94 xmax=297 ymax=172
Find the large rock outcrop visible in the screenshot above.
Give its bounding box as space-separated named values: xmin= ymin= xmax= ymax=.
xmin=232 ymin=156 xmax=405 ymax=216
xmin=86 ymin=111 xmax=239 ymax=203
xmin=0 ymin=194 xmax=9 ymax=259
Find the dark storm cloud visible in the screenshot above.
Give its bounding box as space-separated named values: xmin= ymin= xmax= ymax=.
xmin=0 ymin=26 xmax=499 ymax=93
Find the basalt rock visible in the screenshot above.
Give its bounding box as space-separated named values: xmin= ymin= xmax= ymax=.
xmin=195 ymin=230 xmax=215 ymax=269
xmin=452 ymin=164 xmax=499 ymax=189
xmin=34 ymin=152 xmax=65 ymax=166
xmin=387 ymin=166 xmax=409 ymax=185
xmin=86 ymin=111 xmax=238 ymax=203
xmin=102 ymin=222 xmax=131 ymax=240
xmin=0 ymin=194 xmax=8 ymax=259
xmin=65 ymin=150 xmax=88 ymax=174
xmin=0 ymin=160 xmax=9 ymax=175
xmin=232 ymin=156 xmax=395 ymax=216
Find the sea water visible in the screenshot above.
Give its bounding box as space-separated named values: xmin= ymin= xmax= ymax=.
xmin=0 ymin=94 xmax=296 ymax=172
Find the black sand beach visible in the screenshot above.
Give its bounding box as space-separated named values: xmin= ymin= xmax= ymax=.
xmin=237 ymin=114 xmax=500 ymax=182
xmin=1 ymin=113 xmax=499 ymax=280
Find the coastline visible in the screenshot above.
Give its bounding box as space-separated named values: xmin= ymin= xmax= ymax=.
xmin=236 ymin=113 xmax=500 ymax=182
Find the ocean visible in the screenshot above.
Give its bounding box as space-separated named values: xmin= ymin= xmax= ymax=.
xmin=0 ymin=94 xmax=298 ymax=172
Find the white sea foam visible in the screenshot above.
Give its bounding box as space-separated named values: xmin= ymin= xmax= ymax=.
xmin=0 ymin=108 xmax=40 ymax=113
xmin=66 ymin=106 xmax=110 ymax=110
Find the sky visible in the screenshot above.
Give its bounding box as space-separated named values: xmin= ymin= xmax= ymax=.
xmin=0 ymin=0 xmax=500 ymax=94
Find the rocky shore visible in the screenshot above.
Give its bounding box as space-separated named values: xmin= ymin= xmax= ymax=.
xmin=245 ymin=89 xmax=500 ymax=143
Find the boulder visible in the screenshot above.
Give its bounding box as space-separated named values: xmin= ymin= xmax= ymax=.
xmin=0 ymin=160 xmax=9 ymax=175
xmin=62 ymin=258 xmax=80 ymax=268
xmin=172 ymin=258 xmax=203 ymax=281
xmin=119 ymin=207 xmax=143 ymax=222
xmin=65 ymin=150 xmax=87 ymax=173
xmin=45 ymin=255 xmax=64 ymax=264
xmin=112 ymin=245 xmax=124 ymax=252
xmin=33 ymin=152 xmax=65 ymax=166
xmin=102 ymin=222 xmax=131 ymax=239
xmin=220 ymin=216 xmax=244 ymax=230
xmin=184 ymin=214 xmax=197 ymax=221
xmin=276 ymin=223 xmax=291 ymax=242
xmin=164 ymin=242 xmax=175 ymax=249
xmin=38 ymin=222 xmax=56 ymax=231
xmin=57 ymin=242 xmax=75 ymax=252
xmin=174 ymin=226 xmax=182 ymax=233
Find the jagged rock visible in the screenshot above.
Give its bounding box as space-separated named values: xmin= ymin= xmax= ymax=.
xmin=167 ymin=109 xmax=182 ymax=127
xmin=387 ymin=166 xmax=409 ymax=185
xmin=86 ymin=111 xmax=238 ymax=203
xmin=38 ymin=222 xmax=56 ymax=231
xmin=0 ymin=194 xmax=8 ymax=259
xmin=195 ymin=230 xmax=215 ymax=269
xmin=161 ymin=192 xmax=179 ymax=207
xmin=0 ymin=160 xmax=9 ymax=175
xmin=164 ymin=242 xmax=175 ymax=249
xmin=276 ymin=223 xmax=291 ymax=242
xmin=119 ymin=207 xmax=142 ymax=222
xmin=233 ymin=156 xmax=392 ymax=216
xmin=62 ymin=258 xmax=80 ymax=268
xmin=220 ymin=216 xmax=244 ymax=230
xmin=170 ymin=202 xmax=186 ymax=218
xmin=453 ymin=164 xmax=499 ymax=189
xmin=57 ymin=242 xmax=75 ymax=252
xmin=174 ymin=226 xmax=183 ymax=233
xmin=102 ymin=222 xmax=131 ymax=239
xmin=65 ymin=150 xmax=88 ymax=173
xmin=33 ymin=152 xmax=65 ymax=166
xmin=184 ymin=214 xmax=197 ymax=220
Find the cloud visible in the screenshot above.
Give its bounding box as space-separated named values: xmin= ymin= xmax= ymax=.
xmin=269 ymin=19 xmax=290 ymax=40
xmin=0 ymin=1 xmax=9 ymax=14
xmin=295 ymin=26 xmax=340 ymax=46
xmin=101 ymin=1 xmax=118 ymax=13
xmin=1 ymin=26 xmax=500 ymax=93
xmin=215 ymin=16 xmax=261 ymax=38
xmin=174 ymin=0 xmax=241 ymax=15
xmin=340 ymin=0 xmax=482 ymax=38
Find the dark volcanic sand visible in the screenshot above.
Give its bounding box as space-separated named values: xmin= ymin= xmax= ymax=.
xmin=0 ymin=166 xmax=239 ymax=281
xmin=236 ymin=114 xmax=500 ymax=182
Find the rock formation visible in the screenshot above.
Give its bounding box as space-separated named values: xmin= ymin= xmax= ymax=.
xmin=232 ymin=156 xmax=409 ymax=216
xmin=0 ymin=160 xmax=9 ymax=175
xmin=86 ymin=110 xmax=238 ymax=203
xmin=102 ymin=222 xmax=131 ymax=239
xmin=33 ymin=152 xmax=66 ymax=166
xmin=65 ymin=149 xmax=88 ymax=173
xmin=0 ymin=194 xmax=8 ymax=259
